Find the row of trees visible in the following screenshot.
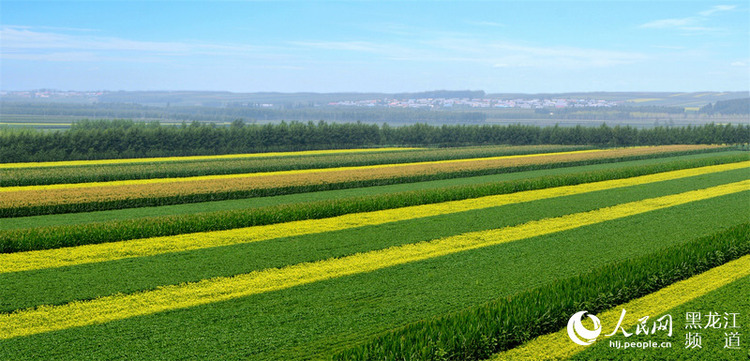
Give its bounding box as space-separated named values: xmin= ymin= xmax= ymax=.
xmin=1 ymin=120 xmax=747 ymax=162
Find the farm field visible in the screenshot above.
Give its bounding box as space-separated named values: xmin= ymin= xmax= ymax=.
xmin=0 ymin=144 xmax=748 ymax=360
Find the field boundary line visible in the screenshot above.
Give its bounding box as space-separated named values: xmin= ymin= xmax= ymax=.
xmin=0 ymin=161 xmax=747 ymax=273
xmin=0 ymin=180 xmax=747 ymax=339
xmin=490 ymin=255 xmax=750 ymax=361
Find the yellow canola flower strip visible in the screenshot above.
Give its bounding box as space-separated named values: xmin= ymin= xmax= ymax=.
xmin=0 ymin=147 xmax=421 ymax=170
xmin=491 ymin=255 xmax=750 ymax=361
xmin=1 ymin=161 xmax=747 ymax=274
xmin=0 ymin=181 xmax=747 ymax=340
xmin=0 ymin=149 xmax=607 ymax=192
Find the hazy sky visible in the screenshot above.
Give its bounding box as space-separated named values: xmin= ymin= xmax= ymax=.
xmin=2 ymin=1 xmax=748 ymax=93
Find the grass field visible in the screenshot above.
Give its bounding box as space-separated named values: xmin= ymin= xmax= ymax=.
xmin=0 ymin=145 xmax=747 ymax=360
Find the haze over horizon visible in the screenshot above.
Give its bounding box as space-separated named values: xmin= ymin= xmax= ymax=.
xmin=2 ymin=1 xmax=748 ymax=94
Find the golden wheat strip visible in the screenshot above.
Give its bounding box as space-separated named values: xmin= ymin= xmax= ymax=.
xmin=1 ymin=162 xmax=747 ymax=274
xmin=0 ymin=147 xmax=421 ymax=170
xmin=491 ymin=255 xmax=750 ymax=361
xmin=0 ymin=181 xmax=746 ymax=340
xmin=1 ymin=148 xmax=607 ymax=192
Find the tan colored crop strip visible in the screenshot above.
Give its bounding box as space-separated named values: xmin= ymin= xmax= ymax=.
xmin=0 ymin=145 xmax=721 ymax=209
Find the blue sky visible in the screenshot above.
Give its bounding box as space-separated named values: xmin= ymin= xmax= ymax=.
xmin=1 ymin=1 xmax=748 ymax=93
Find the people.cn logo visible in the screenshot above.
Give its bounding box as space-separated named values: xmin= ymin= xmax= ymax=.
xmin=567 ymin=311 xmax=602 ymax=346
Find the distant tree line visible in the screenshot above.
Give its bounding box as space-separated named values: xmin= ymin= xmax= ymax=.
xmin=1 ymin=120 xmax=747 ymax=162
xmin=700 ymin=98 xmax=750 ymax=115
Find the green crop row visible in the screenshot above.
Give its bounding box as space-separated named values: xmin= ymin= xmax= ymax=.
xmin=0 ymin=145 xmax=590 ymax=186
xmin=0 ymin=148 xmax=735 ymax=218
xmin=1 ymin=152 xmax=746 ymax=253
xmin=332 ymin=222 xmax=750 ymax=361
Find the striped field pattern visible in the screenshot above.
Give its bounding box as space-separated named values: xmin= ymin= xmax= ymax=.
xmin=0 ymin=149 xmax=607 ymax=192
xmin=1 ymin=160 xmax=747 ymax=273
xmin=1 ymin=181 xmax=747 ymax=339
xmin=0 ymin=145 xmax=719 ymax=211
xmin=1 ymin=145 xmax=747 ymax=360
xmin=0 ymin=145 xmax=589 ymax=187
xmin=0 ymin=147 xmax=422 ymax=169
